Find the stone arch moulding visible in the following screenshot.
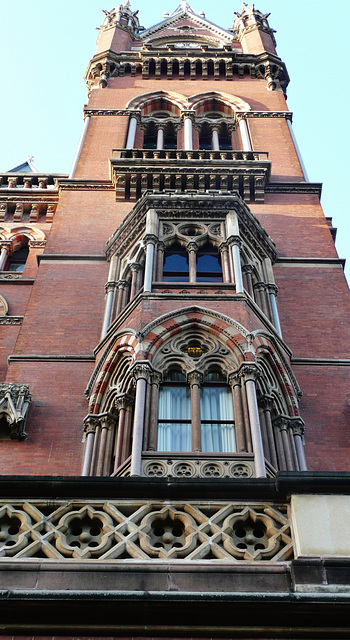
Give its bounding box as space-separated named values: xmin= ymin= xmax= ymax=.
xmin=0 ymin=225 xmax=46 ymax=252
xmin=188 ymin=91 xmax=251 ymax=115
xmin=126 ymin=90 xmax=187 ymax=115
xmin=0 ymin=295 xmax=8 ymax=316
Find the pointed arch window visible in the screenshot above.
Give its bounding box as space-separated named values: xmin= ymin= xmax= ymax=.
xmin=163 ymin=242 xmax=189 ymax=282
xmin=157 ymin=371 xmax=191 ymax=452
xmin=196 ymin=243 xmax=223 ymax=282
xmin=201 ymin=370 xmax=236 ymax=452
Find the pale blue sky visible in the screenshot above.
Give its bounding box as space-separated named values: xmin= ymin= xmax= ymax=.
xmin=0 ymin=1 xmax=349 ymax=279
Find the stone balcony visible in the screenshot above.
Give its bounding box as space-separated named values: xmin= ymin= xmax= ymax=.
xmin=0 ymin=173 xmax=66 ymax=223
xmin=110 ymin=148 xmax=271 ymax=203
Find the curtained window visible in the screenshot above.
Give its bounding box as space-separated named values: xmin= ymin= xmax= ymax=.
xmin=157 ymin=371 xmax=191 ymax=451
xmin=200 ymin=371 xmax=236 ymax=452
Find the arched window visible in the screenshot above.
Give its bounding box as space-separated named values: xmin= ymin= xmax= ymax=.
xmin=143 ymin=122 xmax=157 ymax=149
xmin=163 ymin=242 xmax=189 ymax=281
xmin=164 ymin=122 xmax=177 ymax=149
xmin=196 ymin=243 xmax=223 ymax=282
xmin=199 ymin=122 xmax=211 ymax=150
xmin=158 ymin=370 xmax=191 ymax=452
xmin=7 ymin=243 xmax=29 ymax=272
xmin=201 ymin=370 xmax=235 ymax=452
xmin=219 ymin=123 xmax=232 ymax=150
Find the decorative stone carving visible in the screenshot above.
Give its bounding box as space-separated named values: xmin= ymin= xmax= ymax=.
xmin=0 ymin=499 xmax=293 ymax=562
xmin=0 ymin=383 xmax=31 ymax=440
xmin=141 ymin=455 xmax=257 ymax=479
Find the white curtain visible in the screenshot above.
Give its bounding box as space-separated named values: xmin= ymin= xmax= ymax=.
xmin=157 ymin=386 xmax=191 ymax=451
xmin=200 ymin=386 xmax=236 ymax=452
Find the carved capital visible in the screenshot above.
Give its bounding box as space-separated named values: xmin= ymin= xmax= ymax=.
xmin=131 ymin=361 xmax=153 ymax=382
xmin=130 ymin=263 xmax=142 ymax=273
xmin=272 ymin=415 xmax=293 ymax=432
xmin=151 ymin=370 xmax=162 ymax=387
xmin=218 ymin=241 xmax=229 ymax=254
xmin=258 ymin=394 xmax=275 ymax=412
xmin=187 ymin=370 xmax=203 ymax=387
xmin=117 ymin=279 xmax=129 ymax=291
xmin=143 ymin=233 xmax=158 ymax=247
xmin=115 ymin=393 xmax=134 ymax=412
xmin=83 ymin=414 xmax=100 ymax=435
xmin=227 ymin=235 xmax=241 ymax=248
xmin=105 ymin=280 xmax=118 ymax=294
xmin=99 ymin=412 xmax=116 ymax=430
xmin=290 ymin=417 xmax=305 ymax=437
xmin=267 ymin=283 xmax=278 ymax=296
xmin=239 ymin=362 xmax=261 ymax=383
xmin=228 ymin=370 xmax=241 ymax=387
xmin=242 ymin=263 xmax=253 ymax=274
xmin=181 ymin=110 xmax=196 ymax=124
xmin=187 ymin=241 xmax=198 ymax=254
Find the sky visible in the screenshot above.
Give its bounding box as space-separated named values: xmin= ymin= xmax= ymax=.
xmin=0 ymin=0 xmax=349 ymax=280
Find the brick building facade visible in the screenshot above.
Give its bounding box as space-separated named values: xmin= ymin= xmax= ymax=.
xmin=0 ymin=2 xmax=349 ymax=637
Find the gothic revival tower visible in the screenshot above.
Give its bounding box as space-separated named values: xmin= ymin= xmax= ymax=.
xmin=0 ymin=2 xmax=349 ymax=637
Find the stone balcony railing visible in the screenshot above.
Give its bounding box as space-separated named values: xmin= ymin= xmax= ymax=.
xmin=0 ymin=173 xmax=67 ymax=223
xmin=110 ymin=148 xmax=271 ymax=203
xmin=114 ymin=452 xmax=277 ymax=479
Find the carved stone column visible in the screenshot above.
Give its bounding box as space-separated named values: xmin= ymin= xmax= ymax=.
xmin=211 ymin=127 xmax=220 ymax=151
xmin=0 ymin=242 xmax=11 ymax=270
xmin=126 ymin=115 xmax=138 ymax=149
xmin=228 ymin=237 xmax=244 ymax=293
xmin=101 ymin=281 xmax=118 ymax=339
xmin=96 ymin=413 xmax=116 ymax=476
xmin=291 ymin=417 xmax=307 ymax=471
xmin=147 ymin=371 xmax=162 ymax=451
xmin=219 ymin=242 xmax=231 ymax=284
xmin=273 ymin=415 xmax=295 ymax=471
xmin=242 ymin=264 xmax=254 ymax=298
xmin=237 ymin=115 xmax=252 ymax=151
xmin=130 ymin=263 xmax=142 ymax=299
xmin=187 ymin=241 xmax=198 ymax=283
xmin=156 ymin=241 xmax=165 ymax=281
xmin=143 ymin=234 xmax=157 ymax=293
xmin=114 ymin=394 xmax=133 ymax=472
xmin=240 ymin=364 xmax=266 ymax=477
xmin=182 ymin=111 xmax=194 ymax=150
xmin=228 ymin=372 xmax=246 ymax=452
xmin=82 ymin=415 xmax=100 ymax=476
xmin=115 ymin=279 xmax=129 ymax=315
xmin=130 ymin=362 xmax=152 ymax=476
xmin=259 ymin=395 xmax=278 ymax=469
xmin=268 ymin=284 xmax=283 ymax=337
xmin=188 ymin=371 xmax=203 ymax=452
xmin=156 ymin=126 xmax=164 ymax=150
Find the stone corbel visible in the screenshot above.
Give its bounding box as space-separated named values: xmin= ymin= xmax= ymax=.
xmin=0 ymin=383 xmax=31 ymax=440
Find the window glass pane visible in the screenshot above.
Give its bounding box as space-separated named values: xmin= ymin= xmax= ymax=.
xmin=197 ymin=254 xmax=222 ymax=272
xmin=200 ymin=386 xmax=235 ymax=452
xmin=158 ymin=384 xmax=191 ymax=451
xmin=164 ymin=252 xmax=188 ymax=272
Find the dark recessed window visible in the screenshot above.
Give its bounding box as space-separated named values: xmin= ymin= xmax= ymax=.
xmin=163 ymin=243 xmax=189 ymax=282
xmin=7 ymin=245 xmax=29 ymax=272
xmin=196 ymin=244 xmax=222 ymax=282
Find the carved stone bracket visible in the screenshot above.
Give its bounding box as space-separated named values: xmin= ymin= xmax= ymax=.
xmin=0 ymin=383 xmax=31 ymax=440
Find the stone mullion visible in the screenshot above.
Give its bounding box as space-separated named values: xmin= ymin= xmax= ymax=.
xmin=273 ymin=422 xmax=287 ymax=470
xmin=115 ymin=280 xmax=128 ymax=315
xmin=147 ymin=372 xmax=162 ymax=451
xmin=274 ymin=416 xmax=297 ymax=471
xmin=229 ymin=374 xmax=246 ymax=453
xmin=130 ymin=264 xmax=141 ymax=300
xmin=187 ymin=241 xmax=197 ymax=283
xmin=121 ymin=407 xmax=133 ymax=463
xmin=0 ymin=244 xmax=10 ymax=270
xmin=188 ymin=371 xmax=203 ymax=453
xmin=289 ymin=426 xmax=299 ymax=470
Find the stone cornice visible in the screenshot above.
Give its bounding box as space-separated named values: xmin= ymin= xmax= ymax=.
xmin=57 ymin=179 xmax=113 ymax=191
xmin=37 ymin=254 xmax=106 ymax=263
xmin=266 ymin=182 xmax=322 ymax=197
xmin=276 ymin=257 xmax=345 ymax=269
xmin=8 ymin=354 xmax=95 ymax=363
xmin=291 ymin=357 xmax=350 ymax=367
